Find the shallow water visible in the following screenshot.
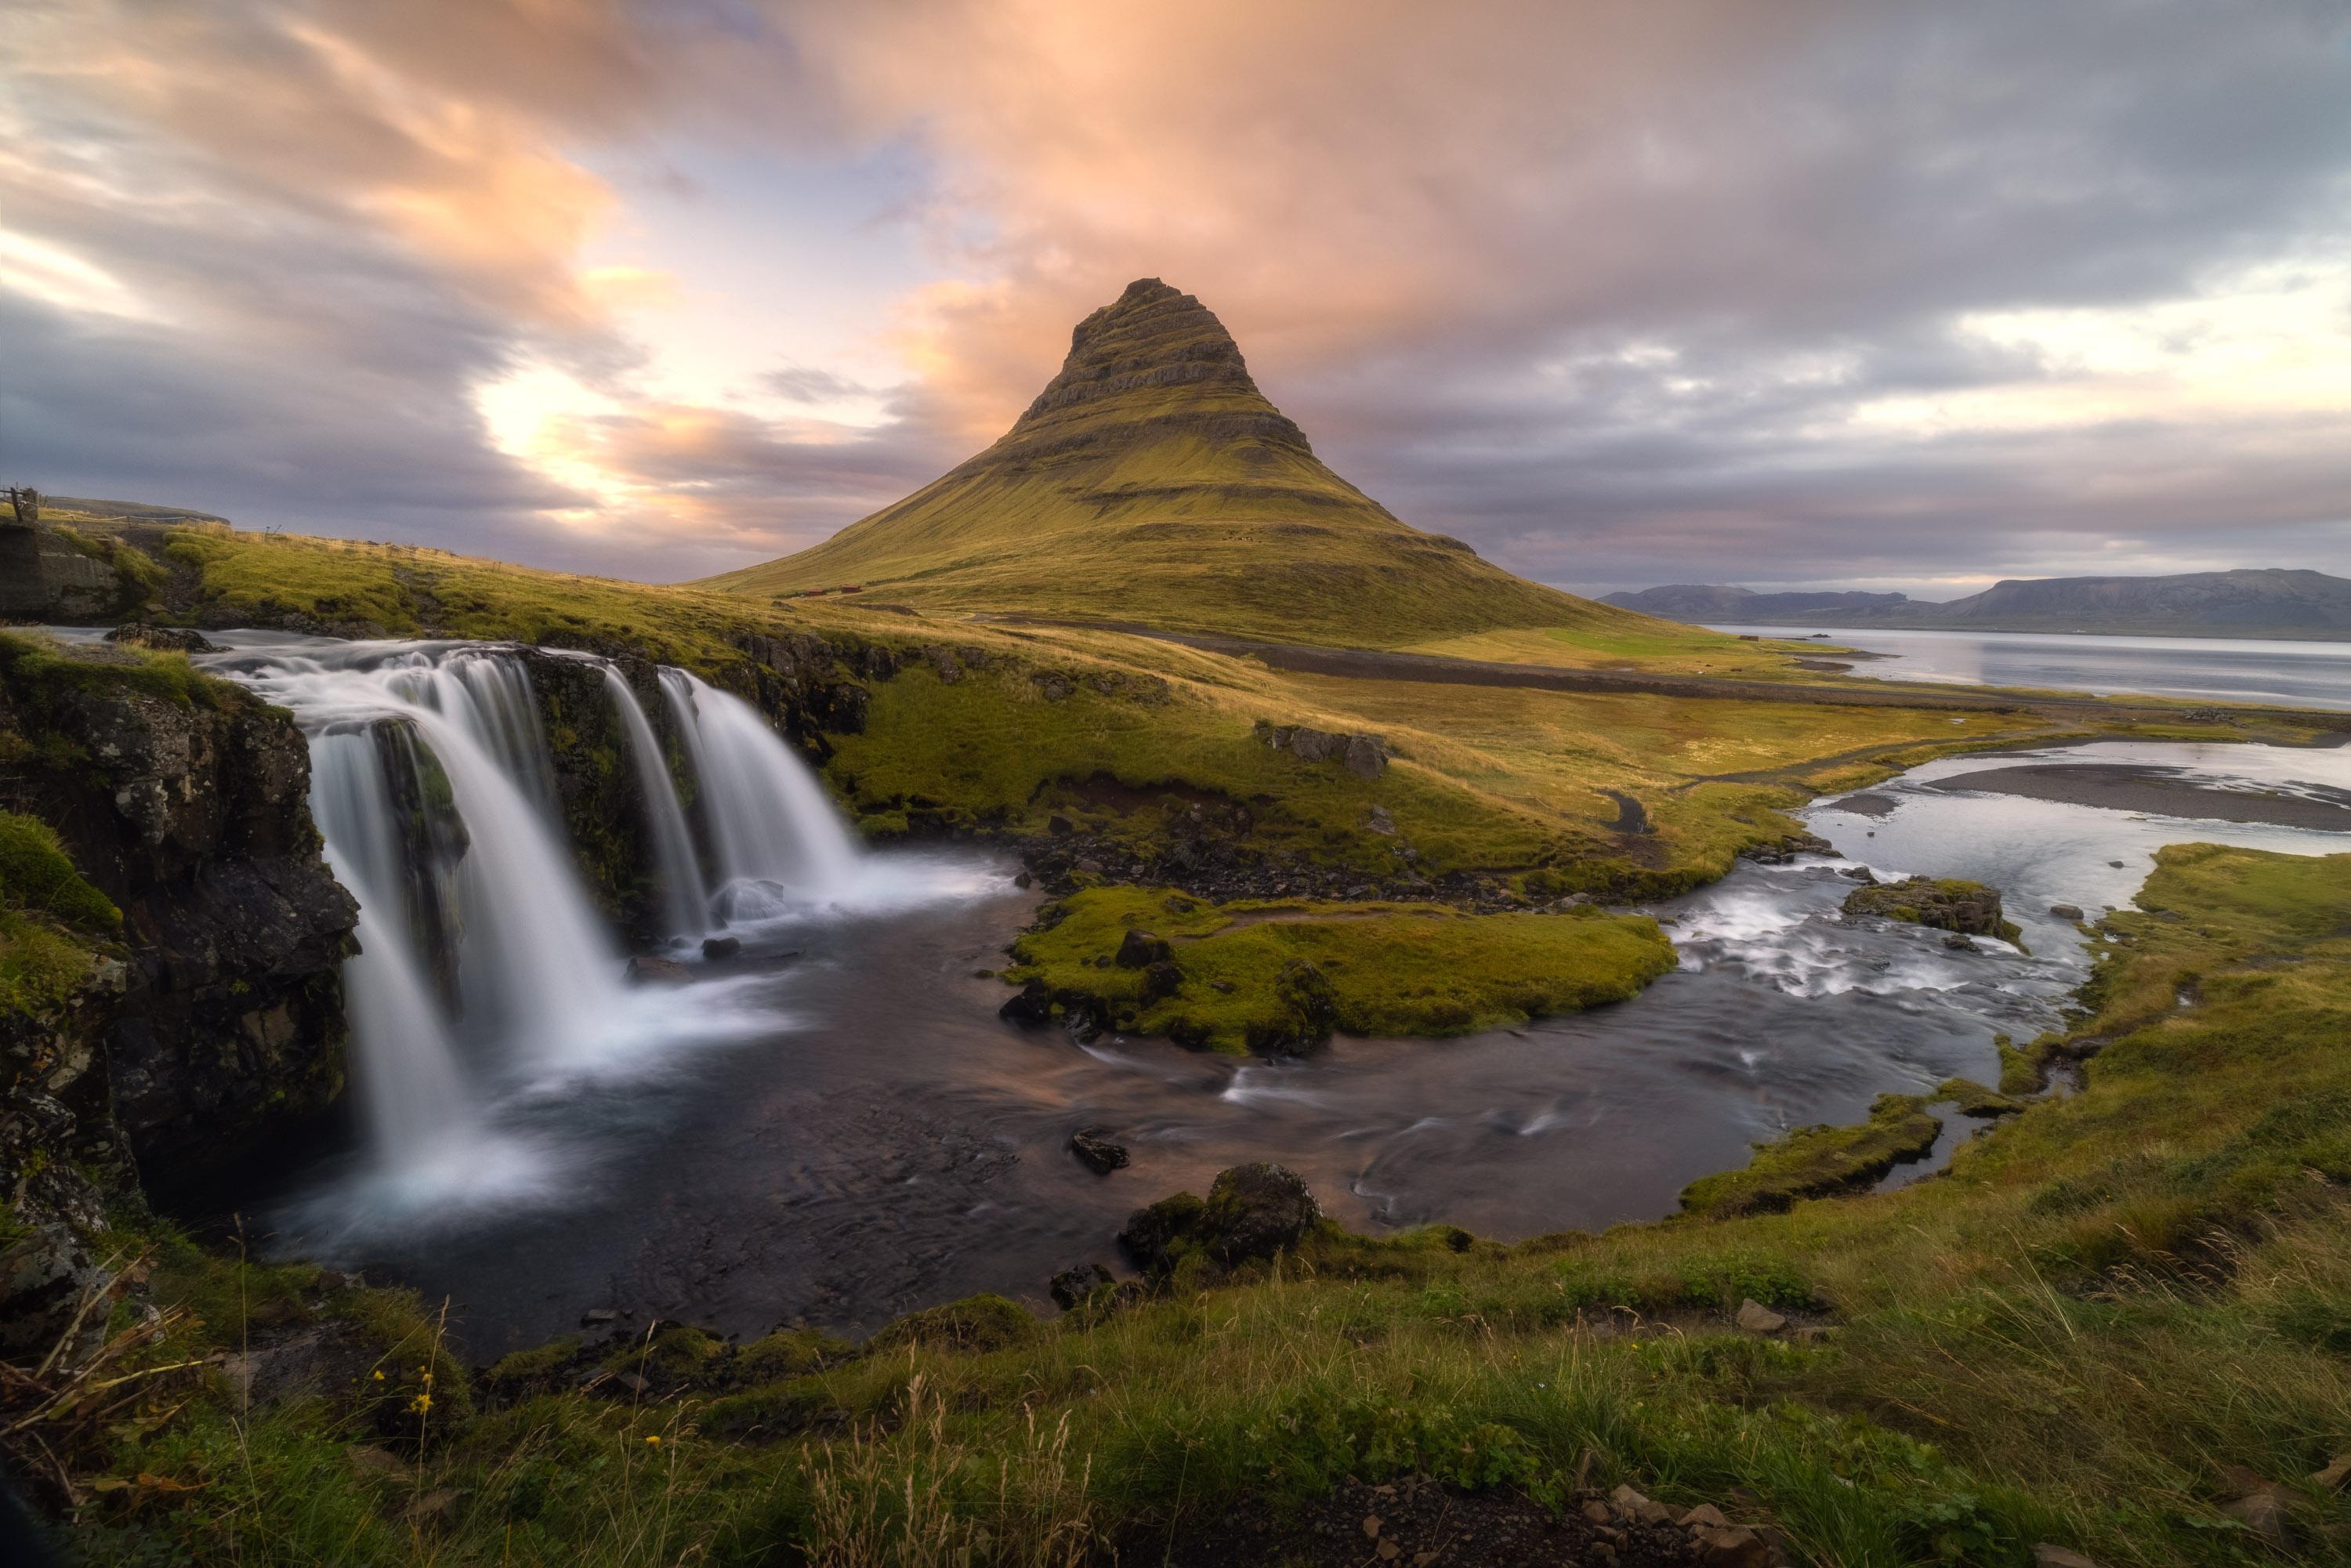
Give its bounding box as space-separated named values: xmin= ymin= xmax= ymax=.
xmin=260 ymin=734 xmax=2351 ymax=1355
xmin=1711 ymin=623 xmax=2351 ymax=710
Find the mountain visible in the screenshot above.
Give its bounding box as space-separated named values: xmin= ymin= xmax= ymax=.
xmin=701 ymin=279 xmax=1670 ymax=646
xmin=1602 ymin=585 xmax=1910 ymax=621
xmin=1603 ymin=569 xmax=2351 ymax=640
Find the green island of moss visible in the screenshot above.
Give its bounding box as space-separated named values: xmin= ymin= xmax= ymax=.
xmin=1675 ymin=1093 xmax=1944 ymax=1219
xmin=1005 ymin=885 xmax=1678 ymax=1050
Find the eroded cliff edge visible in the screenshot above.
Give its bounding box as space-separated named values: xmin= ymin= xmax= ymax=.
xmin=1 ymin=635 xmax=357 ymax=1349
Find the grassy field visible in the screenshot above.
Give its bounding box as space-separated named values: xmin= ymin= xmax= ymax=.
xmin=30 ymin=841 xmax=2351 ymax=1565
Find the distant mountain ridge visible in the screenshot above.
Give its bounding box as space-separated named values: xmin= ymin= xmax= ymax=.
xmin=700 ymin=278 xmax=1676 ymax=646
xmin=1603 ymin=569 xmax=2351 ymax=640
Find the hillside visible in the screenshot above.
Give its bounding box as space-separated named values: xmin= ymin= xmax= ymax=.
xmin=701 ymin=279 xmax=1697 ymax=649
xmin=1606 ymin=568 xmax=2351 ymax=639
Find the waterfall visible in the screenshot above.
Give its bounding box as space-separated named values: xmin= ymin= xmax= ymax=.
xmin=201 ymin=632 xmax=876 ymax=1199
xmin=216 ymin=640 xmax=635 ymax=1150
xmin=306 ymin=726 xmax=476 ymax=1163
xmin=659 ymin=668 xmax=860 ymax=910
xmin=603 ymin=666 xmax=712 ymax=938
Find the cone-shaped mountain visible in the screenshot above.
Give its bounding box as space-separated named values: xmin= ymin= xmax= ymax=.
xmin=702 ymin=279 xmax=1655 ymax=645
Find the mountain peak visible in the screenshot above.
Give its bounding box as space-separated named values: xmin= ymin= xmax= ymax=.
xmin=698 ymin=278 xmax=1636 ymax=645
xmin=1006 ymin=279 xmax=1310 ymax=456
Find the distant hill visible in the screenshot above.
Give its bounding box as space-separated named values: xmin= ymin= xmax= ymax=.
xmin=1603 ymin=570 xmax=2351 ymax=640
xmin=38 ymin=495 xmax=232 ymax=526
xmin=701 ymin=279 xmax=1679 ymax=647
xmin=1603 ymin=585 xmax=1910 ymax=621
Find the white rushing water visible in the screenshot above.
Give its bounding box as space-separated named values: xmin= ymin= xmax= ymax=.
xmin=602 ymin=665 xmax=711 ymax=939
xmin=196 ymin=632 xmax=878 ymax=1214
xmin=659 ymin=668 xmax=861 ymax=918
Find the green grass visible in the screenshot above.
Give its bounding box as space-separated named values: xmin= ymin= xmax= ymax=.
xmin=1005 ymin=885 xmax=1677 ymax=1051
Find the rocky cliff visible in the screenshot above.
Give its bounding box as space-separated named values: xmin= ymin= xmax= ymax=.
xmin=0 ymin=635 xmax=357 ymax=1230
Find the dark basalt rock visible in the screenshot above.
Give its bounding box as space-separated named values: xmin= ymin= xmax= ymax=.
xmin=1120 ymin=1162 xmax=1322 ymax=1276
xmin=105 ymin=622 xmax=219 ymax=654
xmin=1114 ymin=929 xmax=1173 ymax=968
xmin=999 ymin=978 xmax=1054 ymax=1027
xmin=1842 ymin=876 xmax=2020 ymax=943
xmin=0 ymin=643 xmax=359 ymax=1197
xmin=1049 ymin=1263 xmax=1112 ymax=1310
xmin=1070 ymin=1128 xmax=1129 ymax=1174
xmin=701 ymin=935 xmax=742 ymax=959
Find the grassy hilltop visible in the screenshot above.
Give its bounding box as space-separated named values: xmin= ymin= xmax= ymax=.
xmin=697 ymin=279 xmax=1704 ymax=650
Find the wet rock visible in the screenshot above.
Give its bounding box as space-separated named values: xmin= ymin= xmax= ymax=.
xmin=105 ymin=622 xmax=220 ymax=654
xmin=625 ymin=955 xmax=690 ymax=986
xmin=1070 ymin=1129 xmax=1130 ymax=1174
xmin=1842 ymin=876 xmax=2016 ymax=941
xmin=1115 ymin=929 xmax=1174 ymax=968
xmin=2049 ymin=903 xmax=2085 ymax=920
xmin=999 ymin=979 xmax=1053 ymax=1026
xmin=1942 ymin=932 xmax=1979 ymax=952
xmin=1735 ymin=1298 xmax=1789 ymax=1335
xmin=701 ymin=935 xmax=742 ymax=959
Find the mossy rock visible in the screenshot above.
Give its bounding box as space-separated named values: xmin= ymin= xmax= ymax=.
xmin=866 ymin=1293 xmax=1039 ymax=1354
xmin=1842 ymin=876 xmax=2023 ymax=945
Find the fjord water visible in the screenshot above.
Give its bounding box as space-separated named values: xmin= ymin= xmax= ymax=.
xmin=1715 ymin=623 xmax=2351 ymax=709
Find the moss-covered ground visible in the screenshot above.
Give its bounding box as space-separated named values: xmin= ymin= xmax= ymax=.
xmin=1004 ymin=886 xmax=1676 ymax=1051
xmin=17 ymin=842 xmax=2346 ymax=1565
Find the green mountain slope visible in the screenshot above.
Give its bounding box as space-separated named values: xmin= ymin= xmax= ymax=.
xmin=701 ymin=278 xmax=1683 ymax=647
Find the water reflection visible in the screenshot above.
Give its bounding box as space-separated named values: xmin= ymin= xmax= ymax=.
xmin=1712 ymin=624 xmax=2351 ymax=710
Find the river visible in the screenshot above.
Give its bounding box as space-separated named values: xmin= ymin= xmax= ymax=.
xmin=1711 ymin=623 xmax=2351 ymax=710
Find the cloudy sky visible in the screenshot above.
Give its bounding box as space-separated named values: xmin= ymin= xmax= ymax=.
xmin=4 ymin=1 xmax=2347 ymax=596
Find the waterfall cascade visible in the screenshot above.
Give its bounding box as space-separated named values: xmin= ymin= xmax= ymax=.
xmin=208 ymin=634 xmax=864 ymax=1188
xmin=603 ymin=666 xmax=711 ymax=938
xmin=660 ymin=668 xmax=860 ymax=914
